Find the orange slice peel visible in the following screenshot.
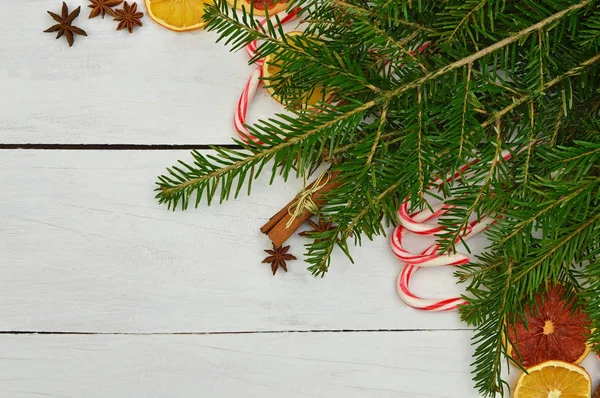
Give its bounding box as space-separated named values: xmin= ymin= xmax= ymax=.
xmin=144 ymin=0 xmax=209 ymax=32
xmin=512 ymin=360 xmax=591 ymax=398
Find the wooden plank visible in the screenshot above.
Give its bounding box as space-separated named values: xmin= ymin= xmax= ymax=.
xmin=0 ymin=333 xmax=596 ymax=397
xmin=0 ymin=2 xmax=283 ymax=145
xmin=0 ymin=150 xmax=486 ymax=332
xmin=0 ymin=331 xmax=510 ymax=398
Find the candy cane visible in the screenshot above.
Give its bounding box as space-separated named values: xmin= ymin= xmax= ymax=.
xmin=234 ymin=67 xmax=263 ymax=143
xmin=393 ymin=213 xmax=494 ymax=311
xmin=239 ymin=13 xmax=426 ymax=143
xmin=397 ymin=261 xmax=467 ymax=311
xmin=235 ymin=8 xmax=302 ymax=143
xmin=395 ymin=236 xmax=468 ymax=311
xmin=391 ymin=216 xmax=494 ymax=267
xmin=246 ymin=7 xmax=302 ymax=62
xmin=392 ymin=150 xmax=513 ymax=311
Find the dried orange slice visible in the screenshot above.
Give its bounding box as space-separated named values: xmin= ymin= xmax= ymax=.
xmin=226 ymin=0 xmax=288 ymax=16
xmin=512 ymin=360 xmax=591 ymax=398
xmin=144 ymin=0 xmax=208 ymax=32
xmin=507 ymin=284 xmax=592 ymax=368
xmin=262 ymin=31 xmax=329 ymax=108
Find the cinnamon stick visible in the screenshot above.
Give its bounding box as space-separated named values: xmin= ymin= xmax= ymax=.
xmin=261 ymin=171 xmax=339 ymax=234
xmin=260 ymin=197 xmax=302 ymax=235
xmin=264 ymin=171 xmax=341 ymax=248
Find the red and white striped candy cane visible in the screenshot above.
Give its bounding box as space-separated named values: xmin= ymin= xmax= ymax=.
xmin=234 ymin=8 xmax=302 ymax=143
xmin=397 ymin=159 xmax=479 ymax=234
xmin=234 ymin=67 xmax=263 ymax=144
xmin=397 ymin=251 xmax=467 ymax=311
xmin=397 ymin=202 xmax=451 ymax=235
xmin=246 ymin=7 xmax=302 ymax=62
xmin=393 ymin=212 xmax=494 ymax=311
xmin=392 ymin=150 xmax=513 ymax=311
xmin=398 ymin=150 xmax=512 ymax=238
xmin=391 ymin=216 xmax=494 ymax=268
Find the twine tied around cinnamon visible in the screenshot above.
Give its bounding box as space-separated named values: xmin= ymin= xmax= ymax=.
xmin=286 ymin=171 xmax=331 ymax=228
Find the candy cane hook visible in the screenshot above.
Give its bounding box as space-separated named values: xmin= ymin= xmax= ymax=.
xmin=234 ymin=7 xmax=302 ymax=143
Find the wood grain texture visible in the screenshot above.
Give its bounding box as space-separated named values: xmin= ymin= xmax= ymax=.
xmin=0 ymin=150 xmax=487 ymax=332
xmin=0 ymin=332 xmax=595 ymax=397
xmin=0 ymin=0 xmax=285 ymax=145
xmin=3 ymin=3 xmax=599 ymax=396
xmin=0 ymin=335 xmax=596 ymax=397
xmin=0 ymin=331 xmax=501 ymax=398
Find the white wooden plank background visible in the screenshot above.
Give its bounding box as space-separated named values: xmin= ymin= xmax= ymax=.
xmin=0 ymin=333 xmax=597 ymax=398
xmin=1 ymin=151 xmax=599 ymax=396
xmin=1 ymin=150 xmax=474 ymax=332
xmin=1 ymin=0 xmax=599 ymax=396
xmin=0 ymin=333 xmax=597 ymax=397
xmin=0 ymin=332 xmax=506 ymax=398
xmin=0 ymin=0 xmax=284 ymax=145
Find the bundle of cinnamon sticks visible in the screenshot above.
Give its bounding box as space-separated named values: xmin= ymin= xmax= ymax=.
xmin=260 ymin=170 xmax=341 ymax=247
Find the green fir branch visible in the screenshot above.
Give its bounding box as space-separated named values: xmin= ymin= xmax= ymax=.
xmin=155 ymin=0 xmax=600 ymax=395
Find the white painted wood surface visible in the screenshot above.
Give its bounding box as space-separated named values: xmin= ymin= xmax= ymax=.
xmin=0 ymin=0 xmax=284 ymax=145
xmin=2 ymin=151 xmax=599 ymax=396
xmin=0 ymin=332 xmax=498 ymax=398
xmin=1 ymin=150 xmax=475 ymax=332
xmin=0 ymin=333 xmax=598 ymax=397
xmin=1 ymin=1 xmax=598 ymax=395
xmin=0 ymin=332 xmax=597 ymax=398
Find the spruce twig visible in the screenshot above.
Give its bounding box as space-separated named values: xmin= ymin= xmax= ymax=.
xmin=156 ymin=1 xmax=600 ymax=395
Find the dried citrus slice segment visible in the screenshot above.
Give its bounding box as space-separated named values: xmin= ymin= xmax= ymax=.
xmin=512 ymin=360 xmax=591 ymax=398
xmin=262 ymin=31 xmax=329 ymax=108
xmin=144 ymin=0 xmax=208 ymax=32
xmin=507 ymin=284 xmax=592 ymax=368
xmin=226 ymin=0 xmax=288 ymax=16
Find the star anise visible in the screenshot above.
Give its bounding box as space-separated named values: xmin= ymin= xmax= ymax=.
xmin=299 ymin=218 xmax=336 ymax=244
xmin=44 ymin=2 xmax=88 ymax=47
xmin=88 ymin=0 xmax=123 ymax=19
xmin=594 ymin=384 xmax=600 ymax=398
xmin=262 ymin=244 xmax=296 ymax=275
xmin=114 ymin=1 xmax=144 ymax=33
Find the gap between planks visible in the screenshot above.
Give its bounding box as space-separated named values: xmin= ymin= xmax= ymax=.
xmin=0 ymin=329 xmax=472 ymax=336
xmin=0 ymin=144 xmax=243 ymax=150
